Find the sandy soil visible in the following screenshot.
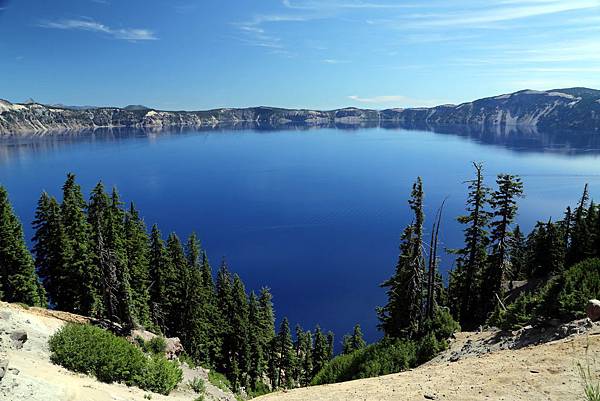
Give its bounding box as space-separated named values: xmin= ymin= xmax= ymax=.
xmin=257 ymin=329 xmax=600 ymax=401
xmin=0 ymin=302 xmax=233 ymax=401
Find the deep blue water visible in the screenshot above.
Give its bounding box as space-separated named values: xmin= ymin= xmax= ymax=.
xmin=1 ymin=126 xmax=600 ymax=346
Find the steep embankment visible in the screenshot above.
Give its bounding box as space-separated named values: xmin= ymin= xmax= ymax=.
xmin=0 ymin=302 xmax=235 ymax=401
xmin=257 ymin=322 xmax=600 ymax=401
xmin=1 ymin=87 xmax=600 ymax=135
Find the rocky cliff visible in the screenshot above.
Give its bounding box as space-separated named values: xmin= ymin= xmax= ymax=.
xmin=1 ymin=87 xmax=600 ymax=135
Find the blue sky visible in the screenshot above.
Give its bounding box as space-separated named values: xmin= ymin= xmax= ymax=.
xmin=1 ymin=0 xmax=599 ymax=110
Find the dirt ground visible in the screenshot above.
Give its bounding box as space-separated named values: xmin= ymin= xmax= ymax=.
xmin=0 ymin=302 xmax=234 ymax=401
xmin=257 ymin=328 xmax=600 ymax=401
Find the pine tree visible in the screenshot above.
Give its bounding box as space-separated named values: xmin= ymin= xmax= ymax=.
xmin=107 ymin=188 xmax=133 ymax=327
xmin=483 ymin=174 xmax=523 ymax=316
xmin=326 ymin=331 xmax=334 ymax=361
xmin=61 ymin=174 xmax=95 ymax=314
xmin=87 ymin=181 xmax=112 ymax=318
xmin=124 ymin=203 xmax=151 ymax=327
xmin=567 ymin=184 xmax=591 ymax=266
xmin=248 ymin=292 xmax=266 ymax=390
xmin=215 ymin=260 xmax=235 ymax=377
xmin=272 ymin=318 xmax=296 ymax=389
xmin=300 ymin=330 xmax=313 ymax=386
xmin=448 ymin=162 xmax=491 ymax=329
xmin=378 ymin=177 xmax=426 ymax=339
xmin=350 ymin=324 xmax=366 ymax=351
xmin=180 ymin=233 xmax=217 ymax=367
xmin=0 ymin=186 xmax=45 ymax=306
xmin=311 ymin=325 xmax=329 ymax=377
xmin=378 ymin=225 xmax=419 ymax=338
xmin=508 ymin=225 xmax=526 ymax=280
xmin=148 ymin=224 xmax=166 ymax=330
xmin=33 ymin=192 xmax=68 ymax=308
xmin=342 ymin=324 xmax=366 ymax=354
xmin=164 ymin=233 xmax=187 ymax=335
xmin=230 ymin=274 xmax=250 ymax=390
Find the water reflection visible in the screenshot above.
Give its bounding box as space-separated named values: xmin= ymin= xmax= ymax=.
xmin=1 ymin=123 xmax=600 ymax=165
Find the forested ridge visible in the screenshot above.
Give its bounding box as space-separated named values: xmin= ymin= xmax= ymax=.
xmin=1 ymin=165 xmax=599 ymax=394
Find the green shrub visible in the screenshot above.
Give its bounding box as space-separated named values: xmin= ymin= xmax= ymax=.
xmin=492 ymin=258 xmax=600 ymax=329
xmin=311 ymin=338 xmax=417 ymax=385
xmin=557 ymin=258 xmax=600 ymax=319
xmin=49 ymin=323 xmax=182 ymax=395
xmin=416 ymin=332 xmax=446 ymax=364
xmin=135 ymin=336 xmax=167 ymax=355
xmin=139 ymin=355 xmax=183 ymax=395
xmin=489 ymin=292 xmax=542 ymax=330
xmin=208 ymin=370 xmax=232 ymax=392
xmin=421 ymin=308 xmax=460 ymax=341
xmin=188 ymin=377 xmax=206 ymax=394
xmin=247 ymin=381 xmax=271 ymax=398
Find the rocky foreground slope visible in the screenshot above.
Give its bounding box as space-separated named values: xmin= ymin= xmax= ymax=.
xmin=0 ymin=302 xmax=236 ymax=401
xmin=1 ymin=301 xmax=599 ymax=401
xmin=257 ymin=320 xmax=600 ymax=401
xmin=1 ymin=88 xmax=600 ymax=135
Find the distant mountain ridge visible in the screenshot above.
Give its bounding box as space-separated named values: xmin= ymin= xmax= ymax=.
xmin=1 ymin=88 xmax=600 ymax=135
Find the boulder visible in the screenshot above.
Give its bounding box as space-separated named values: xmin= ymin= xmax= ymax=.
xmin=0 ymin=360 xmax=7 ymax=381
xmin=10 ymin=330 xmax=27 ymax=349
xmin=586 ymin=299 xmax=600 ymax=322
xmin=165 ymin=337 xmax=184 ymax=360
xmin=130 ymin=329 xmax=157 ymax=343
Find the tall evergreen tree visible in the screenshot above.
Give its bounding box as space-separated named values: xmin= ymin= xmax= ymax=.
xmin=342 ymin=324 xmax=366 ymax=354
xmin=448 ymin=162 xmax=491 ymax=329
xmin=163 ymin=233 xmax=187 ymax=335
xmin=230 ymin=274 xmax=250 ymax=390
xmin=124 ymin=203 xmax=151 ymax=327
xmin=483 ymin=174 xmax=523 ymax=316
xmin=61 ymin=174 xmax=95 ymax=314
xmin=148 ymin=224 xmax=167 ymax=330
xmin=567 ymin=184 xmax=591 ymax=266
xmin=272 ymin=318 xmax=296 ymax=389
xmin=248 ymin=292 xmax=266 ymax=389
xmin=0 ymin=186 xmax=45 ymax=306
xmin=311 ymin=325 xmax=329 ymax=378
xmin=107 ymin=188 xmax=133 ymax=327
xmin=32 ymin=192 xmax=68 ymax=308
xmin=508 ymin=225 xmax=526 ymax=281
xmin=378 ymin=177 xmax=426 ymax=339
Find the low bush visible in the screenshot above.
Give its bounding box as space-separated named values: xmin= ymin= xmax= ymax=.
xmin=136 ymin=336 xmax=167 ymax=355
xmin=247 ymin=381 xmax=271 ymax=398
xmin=311 ymin=307 xmax=458 ymax=386
xmin=49 ymin=323 xmax=182 ymax=395
xmin=188 ymin=377 xmax=206 ymax=394
xmin=491 ymin=258 xmax=600 ymax=329
xmin=208 ymin=370 xmax=232 ymax=392
xmin=311 ymin=338 xmax=418 ymax=385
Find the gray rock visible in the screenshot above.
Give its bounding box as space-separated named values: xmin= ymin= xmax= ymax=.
xmin=0 ymin=360 xmax=7 ymax=381
xmin=586 ymin=299 xmax=600 ymax=322
xmin=10 ymin=330 xmax=27 ymax=343
xmin=10 ymin=330 xmax=27 ymax=349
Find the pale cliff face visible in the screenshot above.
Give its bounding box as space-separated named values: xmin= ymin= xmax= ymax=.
xmin=1 ymin=88 xmax=600 ymax=135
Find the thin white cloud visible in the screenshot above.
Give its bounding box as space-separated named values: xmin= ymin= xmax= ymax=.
xmin=282 ymin=0 xmax=418 ymax=10
xmin=322 ymin=59 xmax=349 ymax=64
xmin=403 ymin=0 xmax=600 ymax=28
xmin=39 ymin=19 xmax=157 ymax=41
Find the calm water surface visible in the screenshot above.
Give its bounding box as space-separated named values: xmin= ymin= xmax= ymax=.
xmin=1 ymin=126 xmax=600 ymax=344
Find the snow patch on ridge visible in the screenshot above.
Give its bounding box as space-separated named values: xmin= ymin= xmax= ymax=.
xmin=0 ymin=99 xmax=27 ymax=113
xmin=547 ymin=91 xmax=576 ymax=100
